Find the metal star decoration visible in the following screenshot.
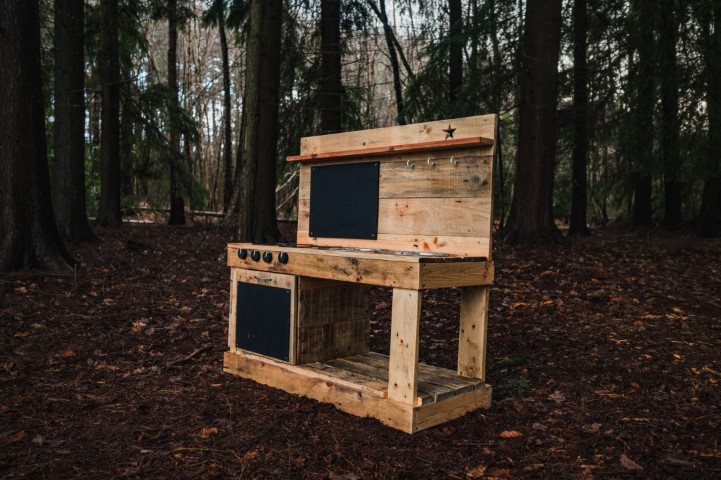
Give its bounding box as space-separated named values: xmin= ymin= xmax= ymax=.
xmin=443 ymin=124 xmax=456 ymax=140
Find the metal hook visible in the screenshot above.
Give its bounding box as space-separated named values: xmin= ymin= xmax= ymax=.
xmin=406 ymin=159 xmax=415 ymax=168
xmin=427 ymin=157 xmax=436 ymax=167
xmin=450 ymin=156 xmax=458 ymax=166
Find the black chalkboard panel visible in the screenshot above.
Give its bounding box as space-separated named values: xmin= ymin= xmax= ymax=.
xmin=235 ymin=282 xmax=291 ymax=362
xmin=309 ymin=162 xmax=379 ymax=239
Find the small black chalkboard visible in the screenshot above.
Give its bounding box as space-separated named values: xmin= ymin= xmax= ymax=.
xmin=309 ymin=162 xmax=379 ymax=239
xmin=235 ymin=282 xmax=291 ymax=362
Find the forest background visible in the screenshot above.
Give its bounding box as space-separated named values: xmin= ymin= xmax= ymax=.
xmin=3 ymin=0 xmax=721 ymax=273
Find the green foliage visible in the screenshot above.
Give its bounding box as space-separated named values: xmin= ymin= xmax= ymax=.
xmin=494 ymin=375 xmax=532 ymax=398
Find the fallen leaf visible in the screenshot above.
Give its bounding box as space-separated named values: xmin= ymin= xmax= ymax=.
xmin=620 ymin=454 xmax=643 ymax=470
xmin=548 ymin=390 xmax=565 ymax=404
xmin=486 ymin=467 xmax=512 ymax=479
xmin=499 ymin=430 xmax=523 ymax=438
xmin=466 ymin=464 xmax=487 ymax=478
xmin=199 ymin=427 xmax=218 ymax=438
xmin=61 ymin=350 xmax=76 ymax=358
xmin=7 ymin=431 xmax=27 ymax=442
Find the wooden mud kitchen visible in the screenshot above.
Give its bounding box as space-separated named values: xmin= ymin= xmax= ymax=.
xmin=224 ymin=115 xmax=497 ymax=433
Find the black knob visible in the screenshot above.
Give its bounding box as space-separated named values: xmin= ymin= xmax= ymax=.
xmin=251 ymin=250 xmax=261 ymax=261
xmin=278 ymin=252 xmax=289 ymax=264
xmin=262 ymin=251 xmax=273 ymax=263
xmin=238 ymin=248 xmax=248 ymax=260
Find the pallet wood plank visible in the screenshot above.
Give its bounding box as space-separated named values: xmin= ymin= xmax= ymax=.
xmin=324 ymin=355 xmax=445 ymax=405
xmin=302 ymin=361 xmax=388 ymax=397
xmin=363 ymin=352 xmax=481 ymax=395
xmin=299 ymin=114 xmax=496 ymax=156
xmin=378 ymin=156 xmax=492 ymax=199
xmin=388 ymin=289 xmax=421 ymax=405
xmin=413 ymin=385 xmax=492 ymax=432
xmin=228 ymin=245 xmax=422 ymax=289
xmin=288 ymin=137 xmax=493 ymax=162
xmin=378 ymin=198 xmax=492 ymax=238
xmin=458 ymin=286 xmax=490 ymax=380
xmin=420 ymin=261 xmax=495 ymax=288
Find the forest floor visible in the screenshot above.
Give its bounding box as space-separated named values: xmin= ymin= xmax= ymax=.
xmin=1 ymin=223 xmax=720 ymax=479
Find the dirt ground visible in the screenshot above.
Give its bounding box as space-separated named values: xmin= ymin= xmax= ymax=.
xmin=1 ymin=223 xmax=720 ymax=479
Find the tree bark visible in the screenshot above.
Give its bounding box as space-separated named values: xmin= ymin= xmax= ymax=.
xmin=698 ymin=4 xmax=721 ymax=237
xmin=503 ymin=0 xmax=565 ymax=244
xmin=568 ymin=0 xmax=591 ymax=236
xmin=660 ymin=2 xmax=682 ymax=230
xmin=630 ymin=0 xmax=655 ymax=228
xmin=168 ymin=0 xmax=185 ymax=225
xmin=448 ymin=0 xmax=463 ymax=105
xmin=320 ymin=0 xmax=343 ymax=134
xmin=228 ymin=0 xmax=282 ymax=243
xmin=219 ymin=10 xmax=234 ymax=212
xmin=96 ymin=0 xmax=122 ymax=227
xmin=53 ymin=0 xmax=98 ymax=242
xmin=0 ymin=0 xmax=75 ymax=271
xmin=373 ymin=0 xmax=405 ymax=125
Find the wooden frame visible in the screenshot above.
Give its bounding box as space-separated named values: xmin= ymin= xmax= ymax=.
xmin=224 ymin=114 xmax=497 ymax=433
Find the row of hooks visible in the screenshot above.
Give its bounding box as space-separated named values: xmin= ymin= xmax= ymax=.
xmin=406 ymin=156 xmax=460 ymax=168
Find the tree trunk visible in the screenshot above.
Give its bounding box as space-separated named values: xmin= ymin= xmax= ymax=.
xmin=630 ymin=0 xmax=655 ymax=228
xmin=96 ymin=0 xmax=122 ymax=227
xmin=376 ymin=0 xmax=405 ymax=125
xmin=320 ymin=0 xmax=343 ymax=134
xmin=660 ymin=2 xmax=682 ymax=229
xmin=698 ymin=5 xmax=721 ymax=237
xmin=448 ymin=0 xmax=463 ymax=106
xmin=168 ymin=0 xmax=185 ymax=225
xmin=0 ymin=0 xmax=75 ymax=271
xmin=53 ymin=0 xmax=98 ymax=242
xmin=503 ymin=0 xmax=565 ymax=244
xmin=568 ymin=0 xmax=591 ymax=236
xmin=228 ymin=0 xmax=282 ymax=243
xmin=219 ymin=11 xmax=234 ymax=212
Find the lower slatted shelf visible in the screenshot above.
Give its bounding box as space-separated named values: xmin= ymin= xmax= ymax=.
xmin=304 ymin=352 xmax=484 ymax=405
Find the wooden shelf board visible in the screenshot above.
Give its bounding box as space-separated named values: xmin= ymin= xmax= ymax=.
xmin=287 ymin=137 xmax=494 ymax=163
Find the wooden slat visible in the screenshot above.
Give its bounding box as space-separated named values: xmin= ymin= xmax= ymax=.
xmin=377 ymin=198 xmax=492 ymax=238
xmin=388 ymin=288 xmax=421 ymax=405
xmin=420 ymin=261 xmax=494 ymax=289
xmin=458 ymin=286 xmax=490 ymax=380
xmin=300 ymin=114 xmax=496 ymax=156
xmin=228 ymin=269 xmax=239 ymax=351
xmin=294 ymin=232 xmax=490 ymax=258
xmin=379 ymin=156 xmax=492 ymax=199
xmin=364 ymin=352 xmax=481 ymax=397
xmin=414 ymin=385 xmax=492 ymax=432
xmin=228 ymin=246 xmax=422 ymax=289
xmin=302 ymin=361 xmax=388 ymax=397
xmin=288 ymin=137 xmax=493 ymax=162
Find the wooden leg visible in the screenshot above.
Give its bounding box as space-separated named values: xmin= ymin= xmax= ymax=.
xmin=457 ymin=286 xmax=489 ymax=380
xmin=388 ymin=288 xmax=421 ymax=405
xmin=228 ymin=268 xmax=238 ymax=351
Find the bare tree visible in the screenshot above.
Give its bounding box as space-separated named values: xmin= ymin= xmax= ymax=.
xmin=503 ymin=0 xmax=565 ymax=244
xmin=0 ymin=0 xmax=75 ymax=271
xmin=96 ymin=0 xmax=122 ymax=227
